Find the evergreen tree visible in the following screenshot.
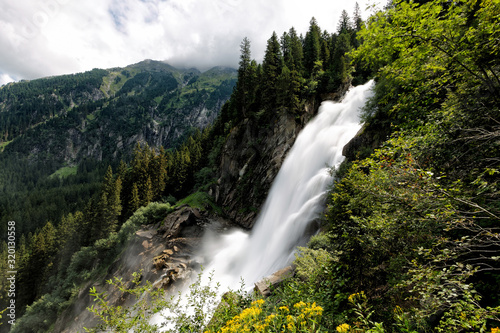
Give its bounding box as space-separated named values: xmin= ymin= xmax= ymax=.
xmin=337 ymin=10 xmax=352 ymax=35
xmin=288 ymin=27 xmax=304 ymax=73
xmin=235 ymin=37 xmax=254 ymax=118
xmin=151 ymin=147 xmax=168 ymax=198
xmin=353 ymin=2 xmax=363 ymax=31
xmin=143 ymin=176 xmax=153 ymax=207
xmin=262 ymin=32 xmax=283 ymax=110
xmin=101 ymin=166 xmax=122 ymax=236
xmin=129 ymin=183 xmax=141 ymax=215
xmin=303 ymin=18 xmax=322 ymax=76
xmin=329 ymin=31 xmax=353 ymax=89
xmin=277 ymin=66 xmax=301 ymax=111
xmin=281 ymin=32 xmax=294 ymax=70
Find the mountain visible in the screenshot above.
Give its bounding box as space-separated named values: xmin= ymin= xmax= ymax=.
xmin=0 ymin=60 xmax=236 ymax=163
xmin=0 ymin=60 xmax=236 ymax=236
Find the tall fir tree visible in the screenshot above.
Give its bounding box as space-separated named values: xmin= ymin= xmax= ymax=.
xmin=303 ymin=18 xmax=322 ymax=77
xmin=288 ymin=27 xmax=304 ymax=73
xmin=235 ymin=37 xmax=254 ymax=118
xmin=262 ymin=32 xmax=283 ymax=110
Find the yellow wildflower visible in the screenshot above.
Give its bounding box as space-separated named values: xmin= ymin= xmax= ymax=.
xmin=251 ymin=299 xmax=265 ymax=307
xmin=491 ymin=328 xmax=499 ymax=333
xmin=265 ymin=314 xmax=276 ymax=323
xmin=279 ymin=306 xmax=289 ymax=313
xmin=348 ymin=291 xmax=366 ymax=304
xmin=336 ymin=323 xmax=351 ymax=333
xmin=293 ymin=301 xmax=307 ymax=309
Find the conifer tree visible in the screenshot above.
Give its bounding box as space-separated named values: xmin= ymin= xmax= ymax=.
xmin=303 ymin=18 xmax=322 ymax=76
xmin=101 ymin=166 xmax=122 ymax=236
xmin=353 ymin=2 xmax=363 ymax=31
xmin=235 ymin=37 xmax=254 ymax=118
xmin=337 ymin=10 xmax=352 ymax=34
xmin=143 ymin=176 xmax=153 ymax=207
xmin=129 ymin=183 xmax=141 ymax=215
xmin=289 ymin=27 xmax=304 ymax=73
xmin=262 ymin=32 xmax=283 ymax=110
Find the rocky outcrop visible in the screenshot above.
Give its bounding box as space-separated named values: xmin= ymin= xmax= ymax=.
xmin=53 ymin=206 xmax=211 ymax=333
xmin=212 ymin=101 xmax=320 ymax=229
xmin=254 ymin=266 xmax=295 ymax=296
xmin=342 ymin=123 xmax=389 ymax=161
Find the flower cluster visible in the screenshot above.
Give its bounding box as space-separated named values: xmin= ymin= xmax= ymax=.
xmin=205 ymin=299 xmax=323 ymax=333
xmin=347 ymin=291 xmax=366 ymax=305
xmin=336 ymin=323 xmax=351 ymax=332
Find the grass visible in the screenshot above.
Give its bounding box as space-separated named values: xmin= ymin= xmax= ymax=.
xmin=0 ymin=140 xmax=12 ymax=152
xmin=175 ymin=191 xmax=223 ymax=214
xmin=49 ymin=166 xmax=77 ymax=179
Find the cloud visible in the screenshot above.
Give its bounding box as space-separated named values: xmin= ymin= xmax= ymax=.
xmin=0 ymin=0 xmax=375 ymax=82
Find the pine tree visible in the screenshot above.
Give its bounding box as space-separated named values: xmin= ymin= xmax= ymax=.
xmin=277 ymin=66 xmax=300 ymax=110
xmin=289 ymin=27 xmax=304 ymax=73
xmin=235 ymin=37 xmax=254 ymax=118
xmin=303 ymin=18 xmax=322 ymax=77
xmin=129 ymin=183 xmax=141 ymax=215
xmin=337 ymin=10 xmax=352 ymax=35
xmin=102 ymin=166 xmax=122 ymax=235
xmin=353 ymin=2 xmax=363 ymax=31
xmin=262 ymin=32 xmax=283 ymax=110
xmin=330 ymin=32 xmax=353 ymax=89
xmin=143 ymin=176 xmax=153 ymax=207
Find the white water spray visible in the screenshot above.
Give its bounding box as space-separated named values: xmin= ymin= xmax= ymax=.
xmin=152 ymin=81 xmax=374 ymax=330
xmin=200 ymin=80 xmax=375 ymax=289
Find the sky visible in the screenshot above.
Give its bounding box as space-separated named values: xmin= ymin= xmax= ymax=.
xmin=0 ymin=0 xmax=379 ymax=86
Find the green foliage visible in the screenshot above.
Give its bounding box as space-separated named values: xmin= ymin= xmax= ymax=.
xmin=176 ymin=191 xmax=222 ymax=214
xmin=49 ymin=166 xmax=78 ymax=179
xmin=85 ymin=270 xmax=250 ymax=333
xmin=206 ymin=299 xmax=324 ymax=333
xmin=10 ymin=201 xmax=173 ymax=332
xmin=6 ymin=7 xmax=373 ymax=332
xmin=0 ymin=60 xmax=236 ymax=239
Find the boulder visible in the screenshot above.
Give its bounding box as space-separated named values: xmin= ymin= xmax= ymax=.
xmin=158 ymin=206 xmax=201 ymax=238
xmin=254 ymin=266 xmax=295 ymax=296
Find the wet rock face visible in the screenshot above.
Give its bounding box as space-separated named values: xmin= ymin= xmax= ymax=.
xmin=214 ymin=108 xmax=316 ymax=229
xmin=342 ymin=124 xmax=389 ymax=162
xmin=53 ymin=206 xmax=211 ymax=333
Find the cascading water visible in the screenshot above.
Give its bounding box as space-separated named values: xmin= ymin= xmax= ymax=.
xmin=199 ymin=80 xmax=375 ymax=289
xmin=152 ymin=80 xmax=374 ymax=330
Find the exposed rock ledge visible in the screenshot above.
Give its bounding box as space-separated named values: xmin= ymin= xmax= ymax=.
xmin=53 ymin=206 xmax=222 ymax=333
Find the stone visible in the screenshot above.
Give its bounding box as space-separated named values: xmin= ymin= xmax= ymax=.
xmin=254 ymin=266 xmax=295 ymax=297
xmin=135 ymin=229 xmax=155 ymax=239
xmin=158 ymin=207 xmax=199 ymax=238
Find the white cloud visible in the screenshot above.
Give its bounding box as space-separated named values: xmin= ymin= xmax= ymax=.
xmin=0 ymin=73 xmax=15 ymax=86
xmin=0 ymin=0 xmax=376 ymax=82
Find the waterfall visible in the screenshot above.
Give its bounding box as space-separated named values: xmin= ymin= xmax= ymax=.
xmin=199 ymin=80 xmax=375 ymax=289
xmin=151 ymin=80 xmax=374 ymax=330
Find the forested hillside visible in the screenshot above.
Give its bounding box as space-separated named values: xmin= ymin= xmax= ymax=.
xmin=0 ymin=61 xmax=236 ymax=237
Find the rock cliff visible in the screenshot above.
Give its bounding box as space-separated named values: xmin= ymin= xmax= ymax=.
xmin=212 ymin=100 xmax=321 ymax=229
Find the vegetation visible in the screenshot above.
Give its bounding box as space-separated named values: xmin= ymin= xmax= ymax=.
xmin=2 ymin=0 xmax=499 ymax=332
xmin=83 ymin=0 xmax=500 ymax=332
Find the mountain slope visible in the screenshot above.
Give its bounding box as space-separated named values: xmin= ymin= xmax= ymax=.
xmin=0 ymin=60 xmax=236 ymax=236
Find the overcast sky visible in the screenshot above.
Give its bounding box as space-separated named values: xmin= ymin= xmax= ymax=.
xmin=0 ymin=0 xmax=379 ymax=86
